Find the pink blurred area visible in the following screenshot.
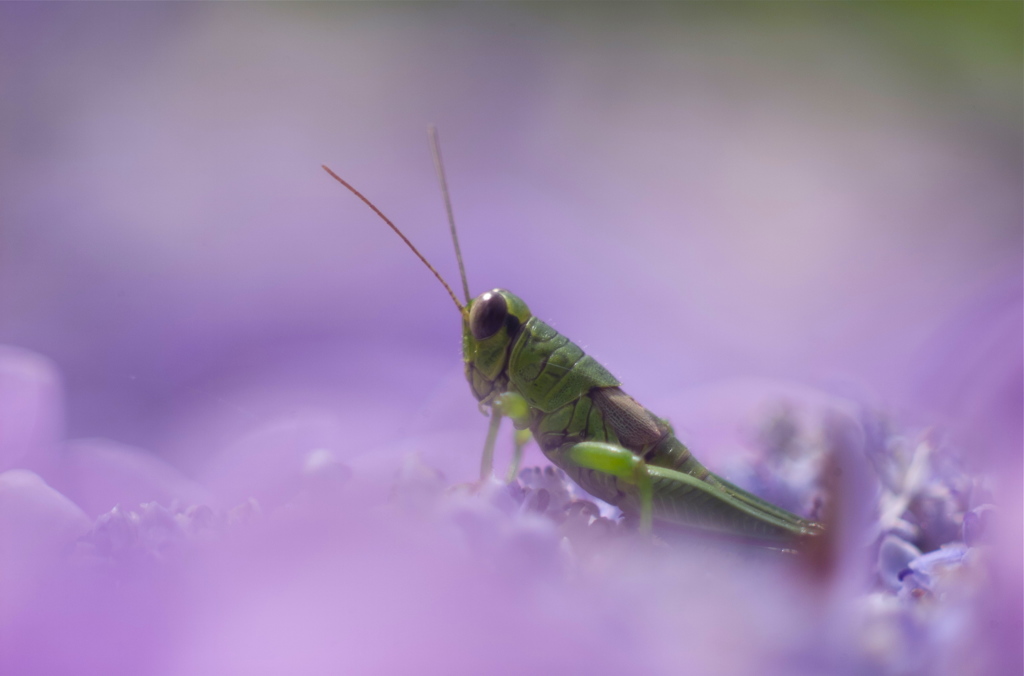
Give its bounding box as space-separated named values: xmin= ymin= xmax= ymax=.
xmin=0 ymin=3 xmax=1020 ymax=675
xmin=0 ymin=4 xmax=1018 ymax=469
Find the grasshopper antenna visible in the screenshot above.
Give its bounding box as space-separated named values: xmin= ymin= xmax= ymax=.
xmin=428 ymin=126 xmax=472 ymax=305
xmin=322 ymin=164 xmax=465 ymax=314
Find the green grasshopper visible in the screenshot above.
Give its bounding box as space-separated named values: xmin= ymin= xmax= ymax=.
xmin=323 ymin=134 xmax=822 ymax=543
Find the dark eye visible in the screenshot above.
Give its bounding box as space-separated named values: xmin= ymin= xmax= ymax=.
xmin=470 ymin=291 xmax=508 ymax=340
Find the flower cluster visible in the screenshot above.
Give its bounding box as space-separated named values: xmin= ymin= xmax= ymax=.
xmin=0 ymin=344 xmax=1015 ymax=676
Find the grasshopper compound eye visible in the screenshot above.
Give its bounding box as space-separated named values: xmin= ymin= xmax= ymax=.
xmin=470 ymin=291 xmax=508 ymax=340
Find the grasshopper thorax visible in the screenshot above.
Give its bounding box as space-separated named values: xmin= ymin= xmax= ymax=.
xmin=463 ymin=289 xmax=531 ymax=404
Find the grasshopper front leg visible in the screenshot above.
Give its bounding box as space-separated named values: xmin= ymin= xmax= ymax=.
xmin=479 ymin=408 xmax=503 ymax=481
xmin=481 ymin=392 xmax=532 ymax=482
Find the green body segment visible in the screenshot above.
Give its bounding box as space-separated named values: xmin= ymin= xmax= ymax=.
xmin=466 ymin=291 xmax=820 ymax=543
xmin=508 ymin=317 xmax=619 ymax=412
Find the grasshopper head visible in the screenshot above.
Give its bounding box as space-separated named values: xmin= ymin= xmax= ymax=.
xmin=463 ymin=289 xmax=531 ymax=403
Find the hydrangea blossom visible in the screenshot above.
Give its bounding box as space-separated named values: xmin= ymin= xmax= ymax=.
xmin=0 ymin=5 xmax=1018 ymax=675
xmin=0 ymin=342 xmax=1016 ymax=675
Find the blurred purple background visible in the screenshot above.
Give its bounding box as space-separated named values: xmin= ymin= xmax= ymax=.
xmin=0 ymin=4 xmax=1020 ymax=674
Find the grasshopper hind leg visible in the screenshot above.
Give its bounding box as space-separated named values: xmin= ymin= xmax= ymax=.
xmin=558 ymin=441 xmax=656 ymax=532
xmin=707 ymin=473 xmax=823 ymax=535
xmin=646 ymin=464 xmax=822 ymax=541
xmin=667 ymin=453 xmax=822 ymax=535
xmin=555 ymin=441 xmax=820 ymax=542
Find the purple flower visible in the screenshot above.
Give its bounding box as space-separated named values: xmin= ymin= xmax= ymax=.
xmin=0 ymin=5 xmax=1019 ymax=675
xmin=0 ymin=336 xmax=1015 ymax=675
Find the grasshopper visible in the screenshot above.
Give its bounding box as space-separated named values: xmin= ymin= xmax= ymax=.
xmin=323 ymin=132 xmax=822 ymax=543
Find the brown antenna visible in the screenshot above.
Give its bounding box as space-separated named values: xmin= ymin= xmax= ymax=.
xmin=322 ymin=165 xmax=465 ymax=314
xmin=428 ymin=126 xmax=471 ymax=304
